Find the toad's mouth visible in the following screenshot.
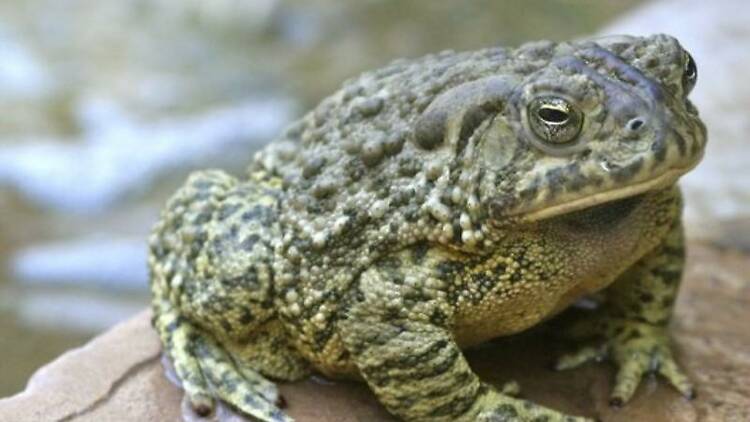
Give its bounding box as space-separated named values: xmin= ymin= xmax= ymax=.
xmin=520 ymin=166 xmax=692 ymax=223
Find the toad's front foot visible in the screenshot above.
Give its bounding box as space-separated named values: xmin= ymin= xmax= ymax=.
xmin=555 ymin=317 xmax=694 ymax=406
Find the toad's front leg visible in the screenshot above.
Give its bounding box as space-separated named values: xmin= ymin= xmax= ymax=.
xmin=556 ymin=212 xmax=694 ymax=406
xmin=340 ymin=261 xmax=590 ymax=422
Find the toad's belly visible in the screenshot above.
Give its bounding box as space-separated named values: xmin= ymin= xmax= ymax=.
xmin=451 ymin=270 xmax=620 ymax=348
xmin=306 ymin=274 xmax=616 ymax=379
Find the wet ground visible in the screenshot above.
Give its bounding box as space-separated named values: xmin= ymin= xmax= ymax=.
xmin=12 ymin=0 xmax=750 ymax=399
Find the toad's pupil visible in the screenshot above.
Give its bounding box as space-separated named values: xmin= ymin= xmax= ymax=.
xmin=538 ymin=107 xmax=569 ymax=124
xmin=685 ymin=57 xmax=696 ymax=79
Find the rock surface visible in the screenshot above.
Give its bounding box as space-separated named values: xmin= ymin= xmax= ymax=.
xmin=0 ymin=242 xmax=747 ymax=422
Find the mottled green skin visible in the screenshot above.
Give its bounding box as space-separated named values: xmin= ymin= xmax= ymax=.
xmin=149 ymin=34 xmax=705 ymax=421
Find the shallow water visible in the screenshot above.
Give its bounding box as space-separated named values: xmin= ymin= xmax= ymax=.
xmin=1 ymin=0 xmax=649 ymax=396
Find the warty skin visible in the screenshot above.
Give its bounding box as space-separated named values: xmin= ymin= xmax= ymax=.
xmin=149 ymin=33 xmax=705 ymax=421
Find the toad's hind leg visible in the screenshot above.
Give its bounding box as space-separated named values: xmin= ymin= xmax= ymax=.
xmin=149 ymin=170 xmax=308 ymax=421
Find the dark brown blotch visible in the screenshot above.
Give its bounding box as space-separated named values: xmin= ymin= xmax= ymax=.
xmin=302 ymin=156 xmax=327 ymax=179
xmin=413 ymin=107 xmax=448 ymax=150
xmin=383 ymin=132 xmax=406 ymax=156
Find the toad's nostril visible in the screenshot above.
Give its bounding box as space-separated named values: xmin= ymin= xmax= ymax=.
xmin=626 ymin=117 xmax=646 ymax=132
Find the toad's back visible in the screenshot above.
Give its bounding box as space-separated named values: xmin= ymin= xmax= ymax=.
xmin=250 ymin=45 xmax=557 ymax=355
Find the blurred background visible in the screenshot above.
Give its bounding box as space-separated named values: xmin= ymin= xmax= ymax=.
xmin=0 ymin=0 xmax=747 ymax=398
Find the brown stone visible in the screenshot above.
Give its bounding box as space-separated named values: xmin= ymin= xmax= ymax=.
xmin=0 ymin=242 xmax=748 ymax=422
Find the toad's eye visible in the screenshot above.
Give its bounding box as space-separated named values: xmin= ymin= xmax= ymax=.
xmin=682 ymin=52 xmax=697 ymax=95
xmin=527 ymin=96 xmax=583 ymax=145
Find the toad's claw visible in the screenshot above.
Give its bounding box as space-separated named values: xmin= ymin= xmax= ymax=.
xmin=556 ymin=319 xmax=694 ymax=406
xmin=654 ymin=353 xmax=695 ymax=399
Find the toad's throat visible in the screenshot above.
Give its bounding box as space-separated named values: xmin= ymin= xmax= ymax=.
xmin=557 ymin=193 xmax=645 ymax=230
